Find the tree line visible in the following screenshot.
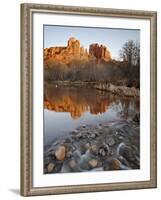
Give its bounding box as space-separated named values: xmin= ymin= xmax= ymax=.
xmin=44 ymin=40 xmax=140 ymax=88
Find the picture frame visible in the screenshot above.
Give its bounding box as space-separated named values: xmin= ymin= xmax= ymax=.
xmin=20 ymin=3 xmax=157 ymax=196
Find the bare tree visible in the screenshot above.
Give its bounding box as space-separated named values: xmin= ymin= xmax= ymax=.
xmin=133 ymin=41 xmax=140 ymax=66
xmin=120 ymin=40 xmax=140 ymax=66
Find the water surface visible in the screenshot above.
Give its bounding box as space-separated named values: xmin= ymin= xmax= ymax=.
xmin=44 ymin=83 xmax=139 ymax=148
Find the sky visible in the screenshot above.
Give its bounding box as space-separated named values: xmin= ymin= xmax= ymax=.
xmin=44 ymin=25 xmax=140 ymax=60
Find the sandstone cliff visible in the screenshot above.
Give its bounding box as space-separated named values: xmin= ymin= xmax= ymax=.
xmin=44 ymin=37 xmax=88 ymax=66
xmin=44 ymin=37 xmax=112 ymax=66
xmin=89 ymin=43 xmax=111 ymax=63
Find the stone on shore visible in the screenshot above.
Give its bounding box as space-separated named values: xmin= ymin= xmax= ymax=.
xmin=55 ymin=145 xmax=66 ymax=161
xmin=88 ymin=159 xmax=98 ymax=168
xmin=91 ymin=144 xmax=98 ymax=154
xmin=44 ymin=120 xmax=140 ymax=174
xmin=117 ymin=143 xmax=135 ymax=162
xmin=47 ymin=163 xmax=55 ymax=173
xmin=110 ymin=158 xmax=122 ymax=170
xmin=69 ymin=159 xmax=77 ymax=168
xmin=106 ymin=137 xmax=115 ymax=146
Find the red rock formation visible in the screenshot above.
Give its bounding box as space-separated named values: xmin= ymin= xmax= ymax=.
xmin=44 ymin=37 xmax=112 ymax=67
xmin=44 ymin=37 xmax=88 ymax=66
xmin=89 ymin=43 xmax=111 ymax=63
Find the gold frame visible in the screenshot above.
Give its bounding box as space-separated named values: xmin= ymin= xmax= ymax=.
xmin=20 ymin=3 xmax=157 ymax=196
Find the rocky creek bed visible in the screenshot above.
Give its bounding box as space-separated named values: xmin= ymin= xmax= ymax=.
xmin=44 ymin=114 xmax=140 ymax=174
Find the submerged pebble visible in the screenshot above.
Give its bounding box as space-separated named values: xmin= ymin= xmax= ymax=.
xmin=47 ymin=163 xmax=55 ymax=173
xmin=44 ymin=120 xmax=140 ymax=174
xmin=55 ymin=145 xmax=66 ymax=161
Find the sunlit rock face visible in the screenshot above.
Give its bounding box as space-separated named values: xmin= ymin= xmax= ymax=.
xmin=89 ymin=43 xmax=111 ymax=63
xmin=44 ymin=37 xmax=111 ymax=66
xmin=44 ymin=37 xmax=88 ymax=66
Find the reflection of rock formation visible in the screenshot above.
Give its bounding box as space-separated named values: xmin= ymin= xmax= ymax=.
xmin=44 ymin=83 xmax=140 ymax=120
xmin=44 ymin=97 xmax=88 ymax=119
xmin=44 ymin=37 xmax=112 ymax=66
xmin=45 ymin=98 xmax=109 ymax=119
xmin=44 ymin=84 xmax=110 ymax=119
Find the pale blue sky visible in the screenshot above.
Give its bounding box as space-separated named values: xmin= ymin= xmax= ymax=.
xmin=44 ymin=25 xmax=140 ymax=60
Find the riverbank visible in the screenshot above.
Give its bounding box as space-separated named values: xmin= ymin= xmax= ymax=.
xmin=44 ymin=116 xmax=140 ymax=174
xmin=45 ymin=80 xmax=140 ymax=98
xmin=94 ymin=83 xmax=139 ymax=97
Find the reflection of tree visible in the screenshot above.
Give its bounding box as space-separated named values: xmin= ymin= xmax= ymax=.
xmin=44 ymin=83 xmax=139 ymax=120
xmin=109 ymin=99 xmax=140 ymax=120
